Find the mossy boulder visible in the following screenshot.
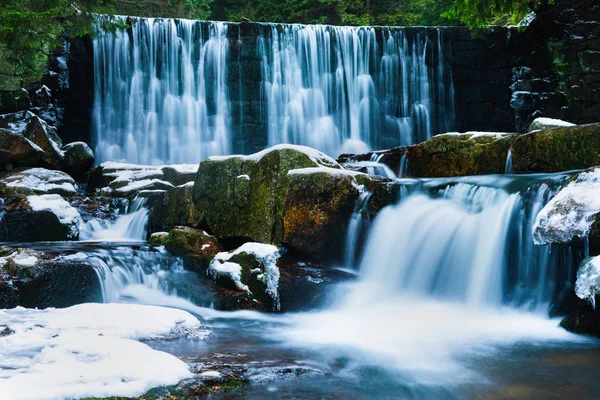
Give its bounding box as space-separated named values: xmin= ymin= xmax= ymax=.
xmin=149 ymin=183 xmax=201 ymax=232
xmin=192 ymin=145 xmax=340 ymax=244
xmin=512 ymin=124 xmax=600 ymax=173
xmin=164 ymin=226 xmax=222 ymax=273
xmin=405 ymin=132 xmax=517 ymax=178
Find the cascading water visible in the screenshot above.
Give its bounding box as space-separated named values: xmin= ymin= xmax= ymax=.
xmin=80 ymin=197 xmax=149 ymax=241
xmin=92 ymin=17 xmax=455 ymax=162
xmin=92 ymin=16 xmax=231 ymax=164
xmin=258 ymin=25 xmax=454 ymax=155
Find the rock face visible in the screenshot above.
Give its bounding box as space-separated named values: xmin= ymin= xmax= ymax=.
xmin=0 ymin=168 xmax=76 ymax=196
xmin=405 ymin=132 xmax=517 ymax=178
xmin=532 ymin=167 xmax=600 ymax=249
xmin=62 ymin=141 xmax=94 ymax=180
xmin=0 ymin=195 xmax=81 ymax=241
xmin=192 ymin=145 xmax=340 ymax=245
xmin=512 ymin=124 xmax=600 ymax=173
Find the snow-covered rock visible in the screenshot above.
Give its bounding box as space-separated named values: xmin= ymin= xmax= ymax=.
xmin=528 ymin=117 xmax=576 ymax=132
xmin=27 ymin=194 xmax=82 ymax=239
xmin=533 ymin=168 xmax=600 ymax=245
xmin=0 ymin=303 xmax=207 ymax=400
xmin=0 ymin=167 xmax=76 ymax=196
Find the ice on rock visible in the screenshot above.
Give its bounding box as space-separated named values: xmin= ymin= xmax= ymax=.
xmin=575 ymin=256 xmax=600 ymax=307
xmin=533 ymin=168 xmax=600 ymax=245
xmin=0 ymin=303 xmax=207 ymax=400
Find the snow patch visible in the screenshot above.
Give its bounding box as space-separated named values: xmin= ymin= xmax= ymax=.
xmin=532 ymin=117 xmax=575 ymax=128
xmin=288 ymin=166 xmax=364 ymax=178
xmin=208 ymin=261 xmax=249 ymax=292
xmin=438 ymin=131 xmax=515 ymax=140
xmin=0 ymin=303 xmax=207 ymax=400
xmin=208 ymin=144 xmax=339 ymax=168
xmin=3 ymin=168 xmax=76 ymax=195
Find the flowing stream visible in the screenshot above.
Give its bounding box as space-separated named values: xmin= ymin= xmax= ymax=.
xmin=51 ymin=172 xmax=600 ymax=398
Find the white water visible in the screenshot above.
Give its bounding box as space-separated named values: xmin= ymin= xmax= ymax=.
xmin=93 ymin=18 xmax=455 ymax=162
xmin=80 ymin=197 xmax=149 ymax=241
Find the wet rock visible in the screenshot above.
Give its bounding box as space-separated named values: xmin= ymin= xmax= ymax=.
xmin=149 ymin=183 xmax=201 ymax=232
xmin=560 ymin=296 xmax=600 ymax=338
xmin=405 ymin=132 xmax=517 ymax=177
xmin=165 ymin=226 xmax=223 ymax=274
xmin=61 ymin=141 xmax=94 ymax=180
xmin=0 ymin=194 xmax=81 ymax=241
xmin=23 ymin=115 xmax=64 ymax=168
xmin=192 ymin=145 xmax=341 ymax=245
xmin=0 ymin=167 xmax=76 ymax=197
xmin=528 ymin=117 xmax=575 ymax=132
xmin=0 ymin=128 xmax=44 ymax=169
xmin=532 ymin=167 xmax=600 ymax=250
xmin=283 ymin=168 xmax=364 ymax=262
xmin=512 ymin=124 xmax=600 ymax=173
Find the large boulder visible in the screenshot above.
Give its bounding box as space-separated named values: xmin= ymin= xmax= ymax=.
xmin=0 ymin=194 xmax=81 ymax=241
xmin=0 ymin=128 xmax=44 ymax=169
xmin=0 ymin=110 xmax=35 ymax=134
xmin=283 ymin=168 xmax=366 ymax=262
xmin=532 ymin=167 xmax=600 ymax=252
xmin=512 ymin=124 xmax=600 ymax=173
xmin=404 ymin=132 xmax=517 ymax=178
xmin=164 ymin=226 xmax=222 ymax=273
xmin=0 ymin=247 xmax=101 ymax=309
xmin=0 ymin=167 xmax=76 ymax=197
xmin=192 ymin=144 xmax=340 ymax=245
xmin=62 ymin=141 xmax=94 ymax=180
xmin=149 ymin=183 xmax=201 ymax=232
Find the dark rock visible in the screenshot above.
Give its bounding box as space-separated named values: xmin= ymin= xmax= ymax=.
xmin=0 ymin=195 xmax=81 ymax=241
xmin=23 ymin=115 xmax=64 ymax=168
xmin=62 ymin=141 xmax=94 ymax=180
xmin=0 ymin=128 xmax=44 ymax=169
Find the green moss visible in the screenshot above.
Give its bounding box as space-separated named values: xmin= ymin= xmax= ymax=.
xmin=405 ymin=133 xmax=517 ymax=177
xmin=512 ymin=124 xmax=600 ymax=173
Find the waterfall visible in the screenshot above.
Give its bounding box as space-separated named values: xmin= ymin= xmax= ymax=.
xmin=353 ymin=174 xmax=577 ymax=310
xmin=259 ymin=25 xmax=454 ymax=156
xmin=92 ymin=17 xmax=455 ymax=162
xmin=92 ymin=16 xmax=231 ymax=165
